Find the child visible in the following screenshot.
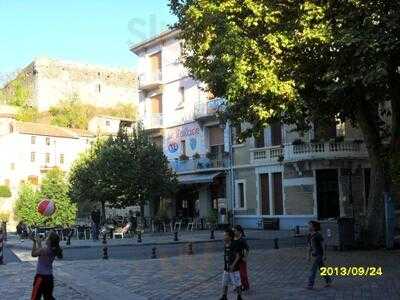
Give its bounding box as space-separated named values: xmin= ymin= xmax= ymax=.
xmin=220 ymin=228 xmax=243 ymax=300
xmin=234 ymin=225 xmax=250 ymax=291
xmin=30 ymin=230 xmax=63 ymax=300
xmin=306 ymin=220 xmax=332 ymax=289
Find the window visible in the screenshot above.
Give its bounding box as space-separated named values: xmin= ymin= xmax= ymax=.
xmin=30 ymin=152 xmax=36 ymax=162
xmin=177 ymin=87 xmax=185 ymax=108
xmin=46 ymin=137 xmax=51 ymax=146
xmin=10 ymin=163 xmax=15 ymax=170
xmin=60 ymin=154 xmax=65 ymax=164
xmin=182 ymin=200 xmax=188 ymax=208
xmin=31 ymin=136 xmax=36 ymax=144
xmin=106 ymin=120 xmax=111 ymax=126
xmin=45 ymin=153 xmax=50 ymax=164
xmin=97 ymin=83 xmax=101 ymax=93
xmin=9 ymin=124 xmax=13 ymax=133
xmin=235 ymin=180 xmax=246 ymax=210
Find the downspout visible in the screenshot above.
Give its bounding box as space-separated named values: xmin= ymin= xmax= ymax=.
xmin=227 ymin=120 xmax=235 ymax=227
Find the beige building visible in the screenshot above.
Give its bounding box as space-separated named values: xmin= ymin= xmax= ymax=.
xmin=1 ymin=57 xmax=138 ymax=112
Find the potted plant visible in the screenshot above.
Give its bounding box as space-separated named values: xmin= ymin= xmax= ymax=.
xmin=292 ymin=139 xmax=304 ymax=146
xmin=206 ymin=152 xmax=215 ymax=160
xmin=179 ymin=153 xmax=189 ymax=161
xmin=192 ymin=152 xmax=201 ymax=160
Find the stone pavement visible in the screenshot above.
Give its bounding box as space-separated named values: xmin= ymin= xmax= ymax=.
xmin=2 ymin=245 xmax=400 ymax=300
xmin=6 ymin=229 xmax=292 ymax=250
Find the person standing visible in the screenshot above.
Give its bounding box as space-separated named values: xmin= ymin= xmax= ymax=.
xmin=306 ymin=220 xmax=332 ymax=289
xmin=234 ymin=225 xmax=250 ymax=291
xmin=220 ymin=228 xmax=243 ymax=300
xmin=128 ymin=210 xmax=137 ymax=237
xmin=91 ymin=208 xmax=101 ymax=240
xmin=30 ymin=231 xmax=63 ymax=300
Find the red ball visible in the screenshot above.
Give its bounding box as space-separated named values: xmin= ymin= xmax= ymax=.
xmin=37 ymin=199 xmax=56 ymax=216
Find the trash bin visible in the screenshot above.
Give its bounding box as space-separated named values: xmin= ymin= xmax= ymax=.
xmin=320 ymin=218 xmax=355 ymax=250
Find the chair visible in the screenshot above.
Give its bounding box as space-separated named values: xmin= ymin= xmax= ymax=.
xmin=113 ymin=223 xmax=131 ymax=239
xmin=187 ymin=219 xmax=194 ymax=231
xmin=173 ymin=221 xmax=182 ymax=232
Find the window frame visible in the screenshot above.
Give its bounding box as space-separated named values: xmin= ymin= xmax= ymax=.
xmin=45 ymin=137 xmax=51 ymax=146
xmin=30 ymin=152 xmax=36 ymax=163
xmin=45 ymin=153 xmax=50 ymax=164
xmin=235 ymin=179 xmax=247 ymax=211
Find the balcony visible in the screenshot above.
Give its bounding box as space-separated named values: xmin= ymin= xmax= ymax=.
xmin=169 ymin=156 xmax=228 ymax=173
xmin=142 ymin=113 xmax=164 ymax=130
xmin=250 ymin=142 xmax=368 ymax=165
xmin=194 ymin=98 xmax=225 ymax=121
xmin=138 ymin=71 xmax=162 ymax=90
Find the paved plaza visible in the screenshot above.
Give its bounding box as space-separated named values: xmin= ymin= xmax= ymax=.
xmin=2 ymin=232 xmax=400 ymax=300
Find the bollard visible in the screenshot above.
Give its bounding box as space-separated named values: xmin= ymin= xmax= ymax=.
xmin=273 ymin=238 xmax=279 ymax=249
xmin=137 ymin=231 xmax=142 ymax=243
xmin=187 ymin=242 xmax=194 ymax=255
xmin=174 ymin=231 xmax=179 ymax=242
xmin=210 ymin=229 xmax=215 ymax=240
xmin=151 ymin=247 xmax=157 ymax=259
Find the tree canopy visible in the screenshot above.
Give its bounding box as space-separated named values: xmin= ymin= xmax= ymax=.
xmin=170 ymin=0 xmax=400 ymax=246
xmin=69 ymin=124 xmax=178 ymax=216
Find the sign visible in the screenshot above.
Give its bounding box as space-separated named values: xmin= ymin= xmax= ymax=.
xmin=168 ymin=142 xmax=179 ymax=153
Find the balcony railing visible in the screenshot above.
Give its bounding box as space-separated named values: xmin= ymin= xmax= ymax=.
xmin=250 ymin=141 xmax=368 ymax=164
xmin=142 ymin=113 xmax=164 ymax=130
xmin=169 ymin=156 xmax=228 ymax=173
xmin=194 ymin=98 xmax=225 ymax=119
xmin=250 ymin=146 xmax=284 ymax=164
xmin=138 ymin=71 xmax=162 ymax=90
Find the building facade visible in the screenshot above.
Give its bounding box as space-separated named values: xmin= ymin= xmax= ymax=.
xmin=1 ymin=57 xmax=138 ymax=112
xmin=131 ymin=29 xmax=371 ymax=230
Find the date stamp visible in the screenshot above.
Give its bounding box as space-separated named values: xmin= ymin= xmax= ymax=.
xmin=320 ymin=266 xmax=383 ymax=276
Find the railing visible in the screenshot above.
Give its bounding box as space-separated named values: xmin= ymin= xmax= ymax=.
xmin=250 ymin=142 xmax=368 ymax=164
xmin=138 ymin=71 xmax=162 ymax=89
xmin=284 ymin=141 xmax=368 ymax=161
xmin=169 ymin=156 xmax=228 ymax=173
xmin=142 ymin=113 xmax=164 ymax=129
xmin=194 ymin=98 xmax=225 ymax=119
xmin=250 ymin=146 xmax=284 ymax=164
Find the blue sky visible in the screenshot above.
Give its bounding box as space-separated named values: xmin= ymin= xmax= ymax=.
xmin=0 ymin=0 xmax=175 ymax=79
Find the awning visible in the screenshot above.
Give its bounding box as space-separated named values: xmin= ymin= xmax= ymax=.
xmin=178 ymin=172 xmax=222 ymax=185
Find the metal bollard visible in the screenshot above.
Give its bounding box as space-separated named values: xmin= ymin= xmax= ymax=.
xmin=273 ymin=238 xmax=279 ymax=249
xmin=151 ymin=247 xmax=157 ymax=259
xmin=137 ymin=231 xmax=142 ymax=243
xmin=187 ymin=242 xmax=194 ymax=255
xmin=174 ymin=231 xmax=179 ymax=242
xmin=210 ymin=229 xmax=215 ymax=240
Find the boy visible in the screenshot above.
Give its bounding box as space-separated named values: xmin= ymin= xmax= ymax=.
xmin=307 ymin=220 xmax=332 ymax=289
xmin=220 ymin=228 xmax=243 ymax=300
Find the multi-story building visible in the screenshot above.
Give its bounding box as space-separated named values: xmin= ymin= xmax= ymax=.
xmin=131 ymin=29 xmax=372 ymax=230
xmin=1 ymin=57 xmax=138 ymax=112
xmin=131 ymin=30 xmax=230 ymax=221
xmin=0 ymin=107 xmax=96 ymax=229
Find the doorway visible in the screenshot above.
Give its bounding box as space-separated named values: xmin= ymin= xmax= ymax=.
xmin=316 ymin=169 xmax=340 ymax=219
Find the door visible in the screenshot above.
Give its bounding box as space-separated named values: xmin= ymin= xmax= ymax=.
xmin=260 ymin=174 xmax=270 ymax=215
xmin=272 ymin=172 xmax=283 ymax=215
xmin=271 ymin=122 xmax=282 ymax=146
xmin=149 ymin=52 xmax=162 ymax=74
xmin=316 ymin=169 xmax=340 ymax=219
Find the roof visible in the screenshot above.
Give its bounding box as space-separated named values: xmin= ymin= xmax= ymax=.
xmin=94 ymin=115 xmax=135 ymax=122
xmin=15 ymin=122 xmax=94 ymax=139
xmin=178 ymin=172 xmax=222 ymax=185
xmin=130 ymin=29 xmax=180 ymax=54
xmin=68 ymin=128 xmax=96 ymax=138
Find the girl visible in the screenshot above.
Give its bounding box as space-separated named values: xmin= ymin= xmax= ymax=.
xmin=30 ymin=231 xmax=63 ymax=300
xmin=234 ymin=225 xmax=250 ymax=291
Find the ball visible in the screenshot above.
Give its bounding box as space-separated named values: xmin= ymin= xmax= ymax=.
xmin=37 ymin=199 xmax=56 ymax=217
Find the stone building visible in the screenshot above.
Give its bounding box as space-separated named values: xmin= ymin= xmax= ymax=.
xmin=1 ymin=57 xmax=138 ymax=112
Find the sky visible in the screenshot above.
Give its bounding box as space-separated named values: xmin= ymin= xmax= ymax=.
xmin=0 ymin=0 xmax=176 ymax=82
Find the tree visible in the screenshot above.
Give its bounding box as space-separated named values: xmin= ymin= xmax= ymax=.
xmin=69 ymin=124 xmax=178 ymax=218
xmin=14 ymin=184 xmax=44 ymax=226
xmin=171 ymin=0 xmax=400 ymax=246
xmin=14 ymin=169 xmax=77 ymax=227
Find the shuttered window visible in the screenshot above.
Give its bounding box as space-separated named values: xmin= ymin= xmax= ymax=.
xmin=209 ymin=126 xmax=224 ymax=146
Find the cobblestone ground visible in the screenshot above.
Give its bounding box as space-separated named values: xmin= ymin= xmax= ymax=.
xmin=2 ymin=247 xmax=400 ymax=300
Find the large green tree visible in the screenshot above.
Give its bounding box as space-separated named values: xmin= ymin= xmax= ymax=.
xmin=15 ymin=168 xmax=77 ymax=227
xmin=171 ymin=0 xmax=400 ymax=246
xmin=69 ymin=124 xmax=178 ymax=218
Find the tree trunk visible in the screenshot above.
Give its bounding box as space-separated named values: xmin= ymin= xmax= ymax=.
xmin=356 ymin=101 xmax=391 ymax=247
xmin=100 ymin=200 xmax=106 ymax=225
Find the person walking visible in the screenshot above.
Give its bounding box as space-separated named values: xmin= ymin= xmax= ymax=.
xmin=220 ymin=228 xmax=243 ymax=300
xmin=234 ymin=225 xmax=250 ymax=291
xmin=30 ymin=231 xmax=63 ymax=300
xmin=306 ymin=220 xmax=332 ymax=289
